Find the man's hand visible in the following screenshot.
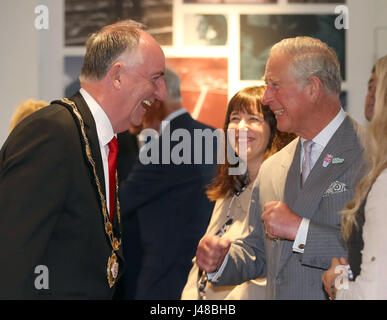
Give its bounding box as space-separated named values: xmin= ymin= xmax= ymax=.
xmin=195 ymin=235 xmax=231 ymax=273
xmin=261 ymin=201 xmax=302 ymax=240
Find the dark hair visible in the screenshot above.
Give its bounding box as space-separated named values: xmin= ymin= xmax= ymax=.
xmin=206 ymin=85 xmax=295 ymax=201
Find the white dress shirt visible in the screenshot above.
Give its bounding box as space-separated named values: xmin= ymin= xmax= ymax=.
xmin=79 ymin=88 xmax=115 ymax=216
xmin=293 ymin=107 xmax=346 ymax=253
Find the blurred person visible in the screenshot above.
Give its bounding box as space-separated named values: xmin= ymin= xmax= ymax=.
xmin=9 ymin=99 xmax=48 ymax=133
xmin=195 ymin=36 xmax=365 ymax=299
xmin=115 ymin=67 xmax=216 ymax=300
xmin=323 ymin=55 xmax=387 ymax=300
xmin=0 ymin=19 xmax=166 ymax=299
xmin=364 ymin=65 xmax=377 ymax=122
xmin=181 ymin=85 xmax=295 ymax=300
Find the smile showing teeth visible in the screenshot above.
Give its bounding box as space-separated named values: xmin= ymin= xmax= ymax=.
xmin=143 ymin=100 xmax=152 ymax=107
xmin=274 ymin=109 xmax=285 ymax=116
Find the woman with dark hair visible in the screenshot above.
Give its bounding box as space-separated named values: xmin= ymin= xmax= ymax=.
xmin=181 ymin=85 xmax=295 ymax=300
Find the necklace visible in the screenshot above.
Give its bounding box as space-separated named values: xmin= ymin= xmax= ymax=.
xmin=58 ymin=98 xmax=121 ymax=288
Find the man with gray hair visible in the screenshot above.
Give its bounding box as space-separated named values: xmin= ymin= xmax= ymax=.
xmin=196 ymin=36 xmax=365 ymax=299
xmin=116 ymin=67 xmax=217 ymax=299
xmin=0 ymin=20 xmax=166 ymax=299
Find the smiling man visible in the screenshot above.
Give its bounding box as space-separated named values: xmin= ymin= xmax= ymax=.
xmin=195 ymin=36 xmax=365 ymax=299
xmin=0 ymin=20 xmax=166 ymax=299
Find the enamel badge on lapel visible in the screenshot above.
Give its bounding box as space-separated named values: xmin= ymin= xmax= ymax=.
xmin=323 ymin=154 xmax=344 ymax=167
xmin=332 ymin=157 xmax=345 ymax=164
xmin=323 ymin=154 xmax=333 ymax=167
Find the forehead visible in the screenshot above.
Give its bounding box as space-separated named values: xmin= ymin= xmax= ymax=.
xmin=133 ymin=33 xmax=165 ymax=74
xmin=264 ymin=53 xmax=291 ymax=82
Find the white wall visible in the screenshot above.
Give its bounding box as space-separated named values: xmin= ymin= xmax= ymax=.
xmin=1 ymin=0 xmax=386 ymax=146
xmin=0 ymin=0 xmax=63 ymax=146
xmin=0 ymin=0 xmax=40 ymax=146
xmin=346 ymin=0 xmax=386 ymax=125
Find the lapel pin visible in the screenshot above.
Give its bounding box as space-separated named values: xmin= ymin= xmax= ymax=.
xmin=323 ymin=154 xmax=333 ymax=167
xmin=332 ymin=157 xmax=345 ymax=164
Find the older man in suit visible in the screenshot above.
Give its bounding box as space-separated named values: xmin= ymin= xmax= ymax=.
xmin=196 ymin=36 xmax=365 ymax=299
xmin=116 ymin=67 xmax=217 ymax=300
xmin=0 ymin=20 xmax=166 ymax=299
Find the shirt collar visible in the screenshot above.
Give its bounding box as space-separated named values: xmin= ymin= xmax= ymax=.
xmin=159 ymin=108 xmax=187 ymax=133
xmin=79 ymin=88 xmax=115 ymax=146
xmin=162 ymin=108 xmax=187 ymax=124
xmin=300 ymin=107 xmax=346 ymax=148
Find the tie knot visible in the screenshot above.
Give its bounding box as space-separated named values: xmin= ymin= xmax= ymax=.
xmin=303 ymin=140 xmax=314 ymax=155
xmin=108 ymin=136 xmax=118 ymax=153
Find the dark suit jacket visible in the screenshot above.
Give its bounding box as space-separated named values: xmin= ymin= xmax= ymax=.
xmin=117 ymin=131 xmax=139 ymax=184
xmin=115 ymin=112 xmax=216 ymax=300
xmin=0 ymin=92 xmax=124 ymax=299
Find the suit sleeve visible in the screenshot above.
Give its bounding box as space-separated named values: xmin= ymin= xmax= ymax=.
xmin=0 ymin=116 xmax=71 ymax=298
xmin=213 ymin=175 xmax=266 ymax=286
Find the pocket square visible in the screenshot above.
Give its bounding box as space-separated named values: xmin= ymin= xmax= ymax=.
xmin=323 ymin=181 xmax=348 ymax=197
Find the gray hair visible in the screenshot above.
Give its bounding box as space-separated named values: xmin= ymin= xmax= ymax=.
xmin=164 ymin=67 xmax=182 ymax=102
xmin=80 ymin=20 xmax=146 ymax=82
xmin=270 ymin=36 xmax=341 ymax=95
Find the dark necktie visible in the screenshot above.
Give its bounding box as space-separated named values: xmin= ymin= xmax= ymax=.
xmin=108 ymin=136 xmax=118 ymax=221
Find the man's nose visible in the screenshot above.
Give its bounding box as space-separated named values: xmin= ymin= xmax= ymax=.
xmin=262 ymin=87 xmax=272 ymax=105
xmin=155 ymin=77 xmax=167 ymax=101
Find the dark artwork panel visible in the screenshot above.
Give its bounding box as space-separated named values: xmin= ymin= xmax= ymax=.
xmin=166 ymin=58 xmax=228 ymax=129
xmin=64 ymin=56 xmax=83 ymax=96
xmin=240 ymin=14 xmax=346 ymax=81
xmin=184 ymin=0 xmax=276 ymax=3
xmin=340 ymin=90 xmax=347 ymax=111
xmin=65 ymin=0 xmax=172 ymax=46
xmin=184 ymin=14 xmax=228 ymax=46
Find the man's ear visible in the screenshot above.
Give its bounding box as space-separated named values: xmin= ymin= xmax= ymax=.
xmin=306 ymin=76 xmax=323 ymax=103
xmin=109 ymin=62 xmax=124 ymax=89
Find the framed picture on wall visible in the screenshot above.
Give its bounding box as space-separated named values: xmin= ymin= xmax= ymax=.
xmin=288 ymin=0 xmax=345 ymax=3
xmin=240 ymin=14 xmax=346 ymax=81
xmin=183 ymin=14 xmax=228 ymax=46
xmin=65 ymin=0 xmax=173 ymax=46
xmin=183 ymin=0 xmax=277 ymax=3
xmin=166 ymin=57 xmax=228 ymax=129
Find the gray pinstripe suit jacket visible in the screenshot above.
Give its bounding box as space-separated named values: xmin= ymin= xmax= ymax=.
xmin=215 ymin=115 xmax=365 ymax=299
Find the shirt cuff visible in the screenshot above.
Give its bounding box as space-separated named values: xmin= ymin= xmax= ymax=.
xmin=206 ymin=253 xmax=229 ymax=283
xmin=292 ymin=218 xmax=310 ymax=253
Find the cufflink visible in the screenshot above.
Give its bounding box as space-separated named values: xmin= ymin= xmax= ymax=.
xmin=298 ymin=244 xmax=305 ymax=250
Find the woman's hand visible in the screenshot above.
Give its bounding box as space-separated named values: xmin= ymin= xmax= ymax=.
xmin=322 ymin=257 xmax=350 ymax=300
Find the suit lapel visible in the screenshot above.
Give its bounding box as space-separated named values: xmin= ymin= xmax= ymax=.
xmin=283 ymin=138 xmax=302 ymax=206
xmin=292 ymin=116 xmax=363 ymax=221
xmin=70 ymin=92 xmax=106 ymax=197
xmin=277 ymin=116 xmax=363 ymax=275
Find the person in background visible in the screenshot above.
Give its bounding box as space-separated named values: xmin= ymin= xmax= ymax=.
xmin=116 ymin=67 xmax=216 ymax=300
xmin=322 ymin=55 xmax=387 ymax=300
xmin=9 ymin=99 xmax=48 ymax=133
xmin=181 ymin=85 xmax=295 ymax=300
xmin=195 ymin=36 xmax=365 ymax=300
